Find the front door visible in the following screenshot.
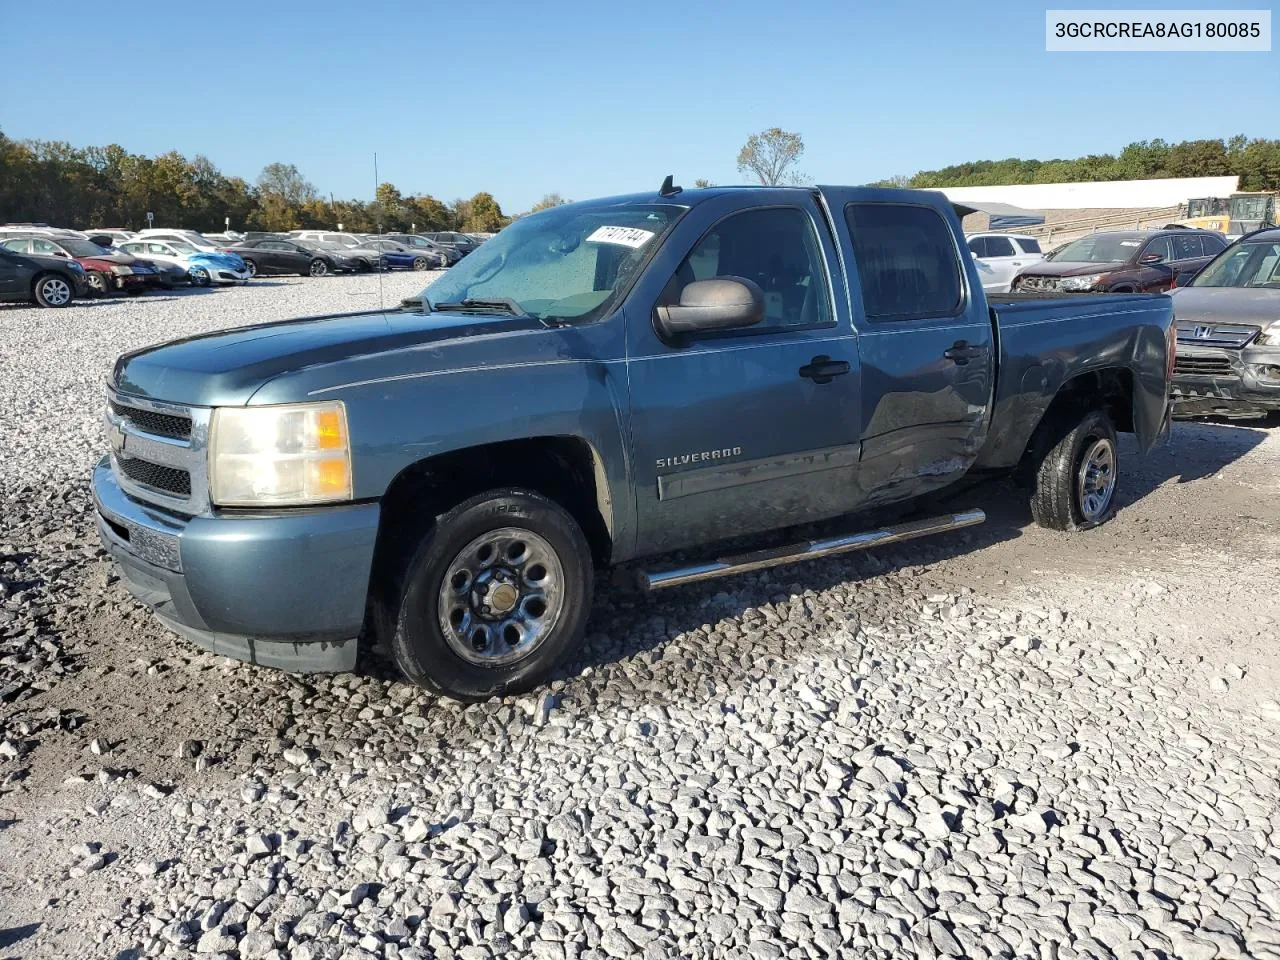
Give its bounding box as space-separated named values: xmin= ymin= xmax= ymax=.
xmin=821 ymin=188 xmax=995 ymax=506
xmin=625 ymin=192 xmax=862 ymax=556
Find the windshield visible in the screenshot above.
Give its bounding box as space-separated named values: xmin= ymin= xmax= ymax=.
xmin=420 ymin=201 xmax=685 ymax=322
xmin=1191 ymin=241 xmax=1280 ymax=288
xmin=178 ymin=232 xmax=217 ymax=247
xmin=60 ymin=238 xmax=111 ymax=257
xmin=1048 ymin=234 xmax=1144 ymax=263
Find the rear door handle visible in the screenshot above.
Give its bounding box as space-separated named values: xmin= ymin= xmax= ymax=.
xmin=944 ymin=341 xmax=984 ymax=365
xmin=799 ymin=355 xmax=851 ymax=384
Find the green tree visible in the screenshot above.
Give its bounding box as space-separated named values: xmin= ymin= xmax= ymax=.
xmin=736 ymin=128 xmax=805 ymax=185
xmin=256 ymin=162 xmax=316 ymax=207
xmin=462 ymin=192 xmax=505 ymax=232
xmin=530 ymin=192 xmax=569 ymax=212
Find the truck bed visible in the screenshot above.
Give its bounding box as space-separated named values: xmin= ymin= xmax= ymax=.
xmin=975 ymin=291 xmax=1173 ymax=471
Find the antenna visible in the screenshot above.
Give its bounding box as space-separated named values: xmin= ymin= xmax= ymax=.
xmin=373 ymin=152 xmax=384 ymax=311
xmin=659 ymin=174 xmax=682 ymax=197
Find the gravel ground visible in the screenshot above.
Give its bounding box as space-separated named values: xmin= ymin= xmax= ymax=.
xmin=2 ymin=278 xmax=1280 ymax=960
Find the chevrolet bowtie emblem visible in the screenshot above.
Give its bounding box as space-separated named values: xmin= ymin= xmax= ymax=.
xmin=108 ymin=422 xmax=127 ymax=456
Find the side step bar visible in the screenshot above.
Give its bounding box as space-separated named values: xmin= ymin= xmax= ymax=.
xmin=637 ymin=509 xmax=985 ymax=592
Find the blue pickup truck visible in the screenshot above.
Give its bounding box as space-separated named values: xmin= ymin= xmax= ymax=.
xmin=94 ymin=183 xmax=1174 ymax=700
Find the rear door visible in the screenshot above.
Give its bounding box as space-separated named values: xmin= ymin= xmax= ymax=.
xmin=821 ymin=188 xmax=994 ymax=507
xmin=625 ymin=190 xmax=863 ymax=555
xmin=0 ymin=249 xmax=23 ymax=295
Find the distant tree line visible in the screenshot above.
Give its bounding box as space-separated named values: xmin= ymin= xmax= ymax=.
xmin=0 ymin=129 xmax=509 ymax=234
xmin=871 ymin=136 xmax=1280 ymax=193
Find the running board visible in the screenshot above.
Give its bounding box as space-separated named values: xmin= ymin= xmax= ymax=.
xmin=637 ymin=509 xmax=985 ymax=592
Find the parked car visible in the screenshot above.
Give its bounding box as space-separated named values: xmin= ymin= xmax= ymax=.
xmin=0 ymin=234 xmax=160 ymax=295
xmin=383 ymin=233 xmax=460 ymax=266
xmin=1011 ymin=229 xmax=1227 ymax=294
xmin=360 ymin=238 xmax=442 ymax=271
xmin=86 ymin=229 xmax=135 ymax=247
xmin=966 ymin=233 xmax=1043 ymax=293
xmin=291 ymin=232 xmax=385 ymax=272
xmin=118 ymin=239 xmax=250 ymax=286
xmin=133 ymin=230 xmax=248 ymax=271
xmin=423 ymin=231 xmax=480 ymax=256
xmin=93 ymin=183 xmax=1174 ymax=700
xmin=0 ymin=246 xmax=89 ymax=306
xmin=226 ymin=238 xmax=349 ymax=277
xmin=1170 ymin=228 xmax=1280 ymax=418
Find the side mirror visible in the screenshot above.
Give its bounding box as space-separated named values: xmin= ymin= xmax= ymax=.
xmin=655 ymin=277 xmax=765 ymax=338
xmin=1139 ymin=253 xmax=1164 ymax=265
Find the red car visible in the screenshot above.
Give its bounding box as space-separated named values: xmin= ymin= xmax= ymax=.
xmin=0 ymin=234 xmax=161 ymax=295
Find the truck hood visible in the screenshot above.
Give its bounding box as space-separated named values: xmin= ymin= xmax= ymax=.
xmin=111 ymin=309 xmax=547 ymax=406
xmin=1170 ymin=286 xmax=1280 ymax=327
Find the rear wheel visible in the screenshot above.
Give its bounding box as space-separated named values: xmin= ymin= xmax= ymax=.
xmin=308 ymin=258 xmax=329 ymax=278
xmin=412 ymin=257 xmax=430 ymax=271
xmin=1029 ymin=409 xmax=1119 ymax=531
xmin=391 ymin=489 xmax=593 ymax=701
xmin=33 ymin=274 xmax=73 ymax=307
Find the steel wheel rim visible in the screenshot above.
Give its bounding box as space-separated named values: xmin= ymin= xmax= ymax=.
xmin=1077 ymin=437 xmax=1116 ymax=522
xmin=438 ymin=526 xmax=565 ymax=667
xmin=42 ymin=278 xmax=71 ymax=305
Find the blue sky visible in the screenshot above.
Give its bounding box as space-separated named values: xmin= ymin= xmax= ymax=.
xmin=2 ymin=0 xmax=1274 ymax=213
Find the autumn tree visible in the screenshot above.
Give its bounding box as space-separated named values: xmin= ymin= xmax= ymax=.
xmin=736 ymin=128 xmax=806 ymax=185
xmin=462 ymin=192 xmax=505 ymax=232
xmin=530 ymin=192 xmax=569 ymax=212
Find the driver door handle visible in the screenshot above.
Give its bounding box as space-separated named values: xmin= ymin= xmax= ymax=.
xmin=944 ymin=341 xmax=984 ymax=365
xmin=799 ymin=355 xmax=851 ymax=384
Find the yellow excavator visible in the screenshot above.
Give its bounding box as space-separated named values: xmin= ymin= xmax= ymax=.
xmin=1174 ymin=193 xmax=1277 ymax=236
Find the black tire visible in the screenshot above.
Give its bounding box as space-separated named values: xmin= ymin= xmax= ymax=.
xmin=87 ymin=271 xmax=113 ymax=296
xmin=392 ymin=488 xmax=593 ymax=701
xmin=33 ymin=273 xmax=74 ymax=308
xmin=1029 ymin=409 xmax=1119 ymax=532
xmin=243 ymin=258 xmax=258 ymax=278
xmin=354 ymin=258 xmax=371 ymax=273
xmin=308 ymin=258 xmax=329 ymax=278
xmin=412 ymin=257 xmax=430 ymax=272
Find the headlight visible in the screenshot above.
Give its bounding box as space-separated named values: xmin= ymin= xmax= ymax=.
xmin=110 ymin=265 xmax=134 ymax=275
xmin=1059 ymin=274 xmax=1104 ymax=291
xmin=1258 ymin=323 xmax=1280 ymax=346
xmin=209 ymin=401 xmax=352 ymax=507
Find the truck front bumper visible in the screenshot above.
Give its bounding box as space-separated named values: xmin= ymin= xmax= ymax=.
xmin=1171 ymin=343 xmax=1280 ymax=418
xmin=92 ymin=458 xmax=380 ymax=673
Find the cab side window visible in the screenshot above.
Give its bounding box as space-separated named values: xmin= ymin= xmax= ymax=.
xmin=665 ymin=207 xmax=833 ymax=331
xmin=1141 ymin=237 xmax=1174 ymax=263
xmin=984 ymin=235 xmax=1016 ymax=257
xmin=845 ymin=203 xmax=963 ymax=321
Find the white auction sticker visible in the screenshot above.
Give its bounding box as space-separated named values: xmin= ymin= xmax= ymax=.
xmin=586 ymin=226 xmax=655 ymax=248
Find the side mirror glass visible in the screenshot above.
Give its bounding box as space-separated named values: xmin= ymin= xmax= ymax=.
xmin=1139 ymin=253 xmax=1164 ymax=265
xmin=655 ymin=277 xmax=766 ymax=338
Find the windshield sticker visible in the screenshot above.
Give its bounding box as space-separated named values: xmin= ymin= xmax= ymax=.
xmin=1119 ymin=241 xmax=1140 ymax=246
xmin=587 ymin=226 xmax=655 ymax=248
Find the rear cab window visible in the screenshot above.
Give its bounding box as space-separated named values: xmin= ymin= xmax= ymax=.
xmin=845 ymin=203 xmax=963 ymax=320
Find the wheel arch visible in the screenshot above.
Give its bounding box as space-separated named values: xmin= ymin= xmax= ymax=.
xmin=364 ymin=435 xmax=615 ymax=646
xmin=1015 ymin=366 xmax=1135 ymax=484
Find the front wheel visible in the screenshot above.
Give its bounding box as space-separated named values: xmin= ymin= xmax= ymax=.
xmin=87 ymin=271 xmax=113 ymax=296
xmin=308 ymin=258 xmax=329 ymax=277
xmin=34 ymin=274 xmax=73 ymax=307
xmin=1029 ymin=409 xmax=1119 ymax=531
xmin=191 ymin=267 xmax=211 ymax=287
xmin=243 ymin=258 xmax=258 ymax=278
xmin=412 ymin=257 xmax=430 ymax=272
xmin=391 ymin=489 xmax=593 ymax=701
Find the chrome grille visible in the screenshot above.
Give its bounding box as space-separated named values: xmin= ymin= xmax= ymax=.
xmin=109 ymin=400 xmax=191 ymax=440
xmin=1175 ymin=321 xmax=1259 ymax=349
xmin=1174 ymin=355 xmax=1233 ymax=376
xmin=117 ymin=457 xmax=192 ymax=496
xmin=105 ymin=388 xmax=210 ymax=514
